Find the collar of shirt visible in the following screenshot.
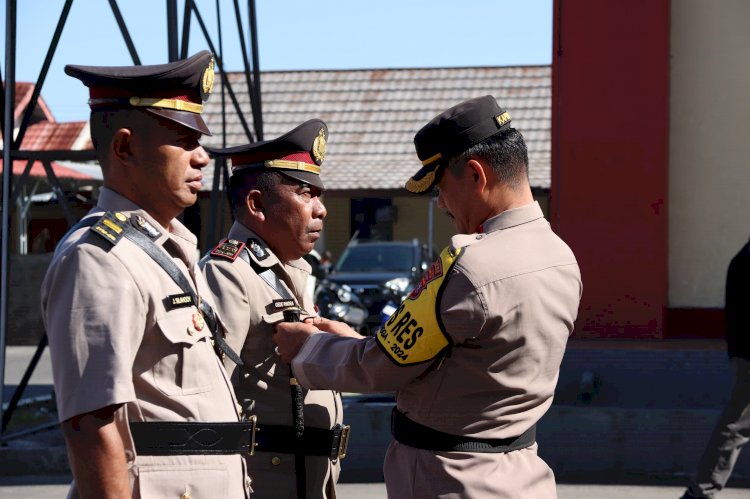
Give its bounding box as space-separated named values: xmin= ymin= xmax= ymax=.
xmin=227 ymin=221 xmax=312 ymax=276
xmin=96 ymin=186 xmax=198 ymax=265
xmin=227 ymin=221 xmax=280 ymax=269
xmin=479 ymin=201 xmax=545 ymax=234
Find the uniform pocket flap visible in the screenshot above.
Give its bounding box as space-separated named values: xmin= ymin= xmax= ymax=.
xmin=156 ymin=308 xmax=212 ymax=345
xmin=260 ymin=311 xmax=286 ymax=325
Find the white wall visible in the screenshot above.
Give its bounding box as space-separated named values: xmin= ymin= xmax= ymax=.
xmin=669 ymin=0 xmax=750 ymax=307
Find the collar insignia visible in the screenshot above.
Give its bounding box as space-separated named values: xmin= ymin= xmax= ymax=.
xmin=247 ymin=238 xmax=269 ymax=261
xmin=132 ymin=214 xmax=160 ymax=239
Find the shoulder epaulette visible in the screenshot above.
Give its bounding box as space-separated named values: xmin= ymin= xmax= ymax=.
xmin=90 ymin=211 xmax=129 ymax=246
xmin=210 ymin=238 xmax=246 ymax=261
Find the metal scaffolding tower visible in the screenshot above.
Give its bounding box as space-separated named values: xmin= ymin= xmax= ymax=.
xmin=0 ymin=0 xmax=264 ymax=434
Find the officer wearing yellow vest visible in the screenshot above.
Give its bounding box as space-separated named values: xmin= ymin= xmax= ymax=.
xmin=273 ymin=95 xmax=582 ymax=498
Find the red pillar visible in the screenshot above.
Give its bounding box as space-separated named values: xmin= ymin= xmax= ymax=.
xmin=551 ymin=1 xmax=671 ymax=339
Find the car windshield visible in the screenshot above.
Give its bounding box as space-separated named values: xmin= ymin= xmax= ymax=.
xmin=335 ymin=244 xmax=415 ymax=272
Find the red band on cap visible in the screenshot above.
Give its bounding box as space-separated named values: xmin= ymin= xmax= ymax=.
xmin=231 ymin=151 xmax=313 ymax=166
xmin=89 ymin=88 xmax=199 ymax=103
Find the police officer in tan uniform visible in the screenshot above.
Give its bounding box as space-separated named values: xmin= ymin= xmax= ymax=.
xmin=202 ymin=120 xmax=346 ymax=499
xmin=41 ymin=52 xmax=254 ymax=498
xmin=274 ymin=95 xmax=582 ymax=498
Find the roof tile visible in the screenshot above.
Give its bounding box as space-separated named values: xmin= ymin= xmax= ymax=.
xmin=203 ymin=66 xmax=551 ymax=190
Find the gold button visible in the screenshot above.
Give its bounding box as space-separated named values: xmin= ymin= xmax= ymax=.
xmin=187 ymin=327 xmax=195 ymax=336
xmin=271 ymin=456 xmax=281 ymax=466
xmin=181 ymin=493 xmax=191 ymax=499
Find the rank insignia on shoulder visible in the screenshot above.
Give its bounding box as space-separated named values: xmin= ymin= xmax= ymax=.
xmin=247 ymin=238 xmax=269 ymax=261
xmin=90 ymin=212 xmax=128 ymax=245
xmin=131 ymin=214 xmax=161 ymax=239
xmin=210 ymin=238 xmax=245 ymax=261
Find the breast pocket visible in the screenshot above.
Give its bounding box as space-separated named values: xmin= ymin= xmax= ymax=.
xmin=153 ymin=307 xmax=216 ymax=396
xmin=137 ymin=465 xmax=229 ymax=498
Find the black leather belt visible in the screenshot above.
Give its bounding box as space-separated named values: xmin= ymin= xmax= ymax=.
xmin=254 ymin=423 xmax=351 ymax=461
xmin=130 ymin=418 xmax=258 ymax=456
xmin=391 ymin=408 xmax=535 ymax=453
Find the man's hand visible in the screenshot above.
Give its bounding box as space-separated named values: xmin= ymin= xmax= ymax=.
xmin=308 ymin=316 xmax=365 ymax=339
xmin=61 ymin=404 xmax=130 ymax=498
xmin=273 ymin=321 xmax=320 ymax=363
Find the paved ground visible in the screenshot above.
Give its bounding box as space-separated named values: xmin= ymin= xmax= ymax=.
xmin=0 ymin=475 xmax=749 ymax=499
xmin=1 ymin=345 xmax=54 ymax=405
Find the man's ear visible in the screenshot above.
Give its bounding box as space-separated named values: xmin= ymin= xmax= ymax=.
xmin=465 ymin=159 xmax=488 ymax=193
xmin=111 ymin=128 xmax=135 ymax=166
xmin=244 ymin=190 xmax=266 ymax=221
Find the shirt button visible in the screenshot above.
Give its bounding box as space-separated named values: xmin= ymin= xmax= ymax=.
xmin=181 ymin=493 xmax=191 ymax=499
xmin=476 ymin=234 xmax=484 ymax=240
xmin=271 ymin=456 xmax=281 ymax=466
xmin=245 ymin=476 xmax=252 ymax=488
xmin=187 ymin=327 xmax=195 ymax=336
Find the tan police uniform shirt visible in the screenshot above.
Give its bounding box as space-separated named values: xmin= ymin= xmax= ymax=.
xmin=202 ymin=222 xmax=343 ymax=499
xmin=291 ymin=202 xmax=582 ymax=498
xmin=41 ymin=187 xmax=250 ymax=499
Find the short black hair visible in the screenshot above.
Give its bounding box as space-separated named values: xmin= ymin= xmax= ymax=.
xmin=448 ymin=128 xmax=529 ymax=187
xmin=227 ymin=170 xmax=283 ymax=212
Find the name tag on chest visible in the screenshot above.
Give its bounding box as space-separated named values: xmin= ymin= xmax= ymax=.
xmin=165 ymin=293 xmax=195 ymax=310
xmin=272 ymin=299 xmax=296 ymax=310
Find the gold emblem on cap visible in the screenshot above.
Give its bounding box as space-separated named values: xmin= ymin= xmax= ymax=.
xmin=202 ymin=56 xmax=215 ymax=96
xmin=405 ymin=169 xmax=438 ymax=194
xmin=312 ymin=128 xmax=327 ymax=165
xmin=495 ymin=111 xmax=511 ymax=126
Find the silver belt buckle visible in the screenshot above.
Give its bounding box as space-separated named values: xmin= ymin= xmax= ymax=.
xmin=338 ymin=425 xmax=351 ymax=460
xmin=247 ymin=415 xmax=258 ymax=456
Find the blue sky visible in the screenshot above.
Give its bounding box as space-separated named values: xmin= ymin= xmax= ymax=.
xmin=3 ymin=0 xmax=552 ymax=122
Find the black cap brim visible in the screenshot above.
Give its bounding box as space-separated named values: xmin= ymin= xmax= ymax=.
xmin=279 ymin=170 xmax=325 ymax=190
xmin=146 ymin=108 xmax=211 ymax=136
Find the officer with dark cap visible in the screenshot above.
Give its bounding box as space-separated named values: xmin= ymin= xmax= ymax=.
xmin=273 ymin=95 xmax=582 ymax=497
xmin=201 ymin=119 xmax=346 ymax=499
xmin=41 ymin=51 xmax=254 ymax=498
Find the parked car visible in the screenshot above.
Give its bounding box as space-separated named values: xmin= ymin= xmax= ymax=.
xmin=315 ymin=239 xmax=433 ymax=335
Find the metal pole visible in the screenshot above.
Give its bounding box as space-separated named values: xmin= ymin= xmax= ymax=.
xmin=180 ymin=0 xmax=193 ymax=59
xmin=217 ymin=0 xmax=225 ymax=148
xmin=191 ymin=2 xmax=254 ymax=142
xmin=248 ymin=0 xmax=263 ymax=140
xmin=232 ymin=0 xmax=260 ymax=140
xmin=0 ymin=65 xmax=4 ymax=139
xmin=1 ymin=334 xmax=47 ymax=433
xmin=166 ymin=0 xmax=178 ymax=61
xmin=107 ymin=0 xmax=141 ymax=65
xmin=13 ymin=0 xmax=74 ymax=149
xmin=0 ymin=0 xmax=18 ymax=430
